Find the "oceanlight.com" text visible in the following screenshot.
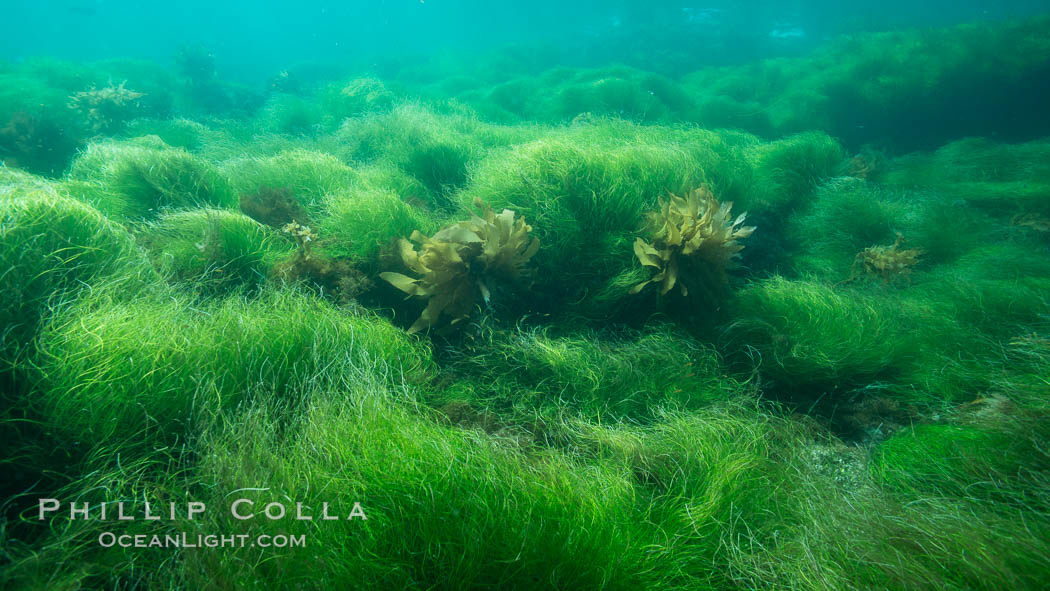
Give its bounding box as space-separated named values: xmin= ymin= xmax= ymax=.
xmin=98 ymin=532 xmax=307 ymax=549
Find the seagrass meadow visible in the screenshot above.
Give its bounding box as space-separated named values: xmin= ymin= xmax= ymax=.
xmin=2 ymin=3 xmax=1050 ymax=589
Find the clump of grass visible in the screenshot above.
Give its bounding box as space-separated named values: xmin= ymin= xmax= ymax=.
xmin=871 ymin=423 xmax=1038 ymax=500
xmin=552 ymin=67 xmax=698 ymax=123
xmin=0 ymin=187 xmax=158 ymax=511
xmin=120 ymin=117 xmax=223 ymax=151
xmin=997 ymin=331 xmax=1050 ymax=412
xmin=473 ymin=77 xmax=545 ymax=122
xmin=177 ymin=390 xmax=648 ymax=589
xmin=0 ymin=109 xmax=83 ymax=177
xmin=882 ymin=137 xmax=1050 ymax=217
xmin=257 ymin=94 xmax=323 ymax=136
xmin=786 ymin=163 xmax=1011 ymax=282
xmin=725 ymin=278 xmax=911 ymax=386
xmin=725 ymin=436 xmax=1050 ymax=591
xmin=463 ymin=65 xmax=699 ymax=124
xmin=134 ymin=392 xmax=791 ymax=590
xmin=566 ymin=402 xmax=797 ymax=576
xmin=335 ymin=105 xmax=508 ymax=211
xmin=737 ymin=132 xmax=846 ymax=272
xmin=319 ymin=177 xmax=440 ymax=264
xmin=723 ymin=277 xmax=983 ymax=408
xmin=438 ymin=325 xmax=743 ymax=423
xmin=68 ymin=136 xmax=235 ymax=219
xmin=0 ymin=63 xmax=89 ymax=175
xmin=33 ymin=288 xmax=433 ymax=451
xmin=785 ymin=179 xmax=905 ymax=279
xmin=906 ymin=196 xmax=996 ymax=264
xmin=221 ymin=149 xmax=358 ymax=214
xmin=238 ymin=185 xmax=310 ymax=227
xmin=9 ymin=393 xmax=844 ymax=591
xmin=883 ymin=137 xmax=1050 ymax=187
xmin=0 ymin=446 xmax=193 ymax=590
xmin=0 ymin=189 xmax=153 ymax=365
xmin=913 ymin=244 xmax=1050 ymax=338
xmin=0 ymin=166 xmax=62 ymax=197
xmin=742 ymin=131 xmax=846 ymax=214
xmin=136 ymin=208 xmax=292 ymax=296
xmin=320 ymin=77 xmax=397 ymax=124
xmin=465 ymin=122 xmax=752 ymax=319
xmin=399 ymin=141 xmax=474 ymax=206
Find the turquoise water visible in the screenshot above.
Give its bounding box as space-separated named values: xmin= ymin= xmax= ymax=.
xmin=6 ymin=1 xmax=1049 ymax=77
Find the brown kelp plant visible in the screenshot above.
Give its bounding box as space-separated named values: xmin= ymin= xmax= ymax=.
xmin=846 ymin=232 xmax=923 ymax=284
xmin=631 ymin=185 xmax=755 ymax=296
xmin=381 ymin=198 xmax=540 ymax=333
